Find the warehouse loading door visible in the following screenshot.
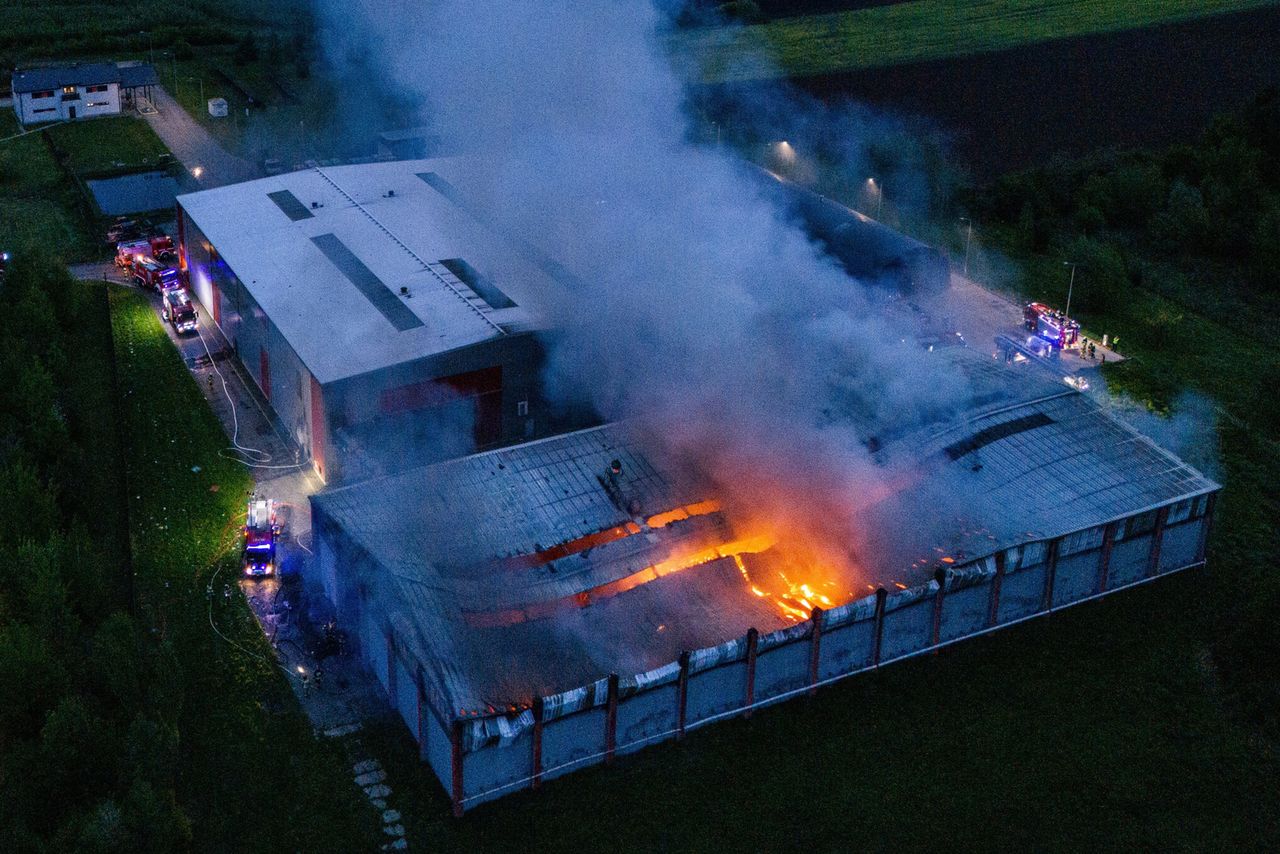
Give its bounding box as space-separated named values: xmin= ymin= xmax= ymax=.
xmin=378 ymin=367 xmax=502 ymax=448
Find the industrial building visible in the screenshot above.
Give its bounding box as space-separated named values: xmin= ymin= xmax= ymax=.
xmin=310 ymin=348 xmax=1218 ymax=812
xmin=176 ymin=159 xmax=567 ymax=483
xmin=10 ymin=62 xmax=158 ymax=125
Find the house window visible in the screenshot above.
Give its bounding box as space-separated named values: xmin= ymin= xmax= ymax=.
xmin=31 ymin=90 xmax=55 ymax=99
xmin=87 ymin=101 xmax=110 ymax=108
xmin=32 ymin=107 xmax=56 ymax=114
xmin=516 ymin=400 xmax=529 ymax=417
xmin=62 ymin=86 xmax=75 ymax=94
xmin=86 ymin=84 xmax=109 ymax=93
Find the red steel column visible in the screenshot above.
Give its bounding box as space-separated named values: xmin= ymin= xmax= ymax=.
xmin=872 ymin=588 xmax=888 ymax=667
xmin=808 ymin=607 xmax=824 ymax=696
xmin=1097 ymin=522 xmax=1117 ymax=594
xmin=930 ymin=567 xmax=947 ymax=649
xmin=450 ymin=719 xmax=464 ymax=818
xmin=1146 ymin=506 xmax=1170 ymax=578
xmin=1195 ymin=493 xmax=1217 ymax=564
xmin=531 ymin=697 xmax=544 ymax=790
xmin=987 ymin=552 xmax=1006 ymax=628
xmin=743 ymin=627 xmax=759 ymax=719
xmin=676 ymin=651 xmax=690 ymax=740
xmin=604 ymin=673 xmax=619 ymax=764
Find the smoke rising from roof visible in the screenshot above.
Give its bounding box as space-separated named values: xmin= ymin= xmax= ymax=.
xmin=315 ymin=0 xmax=973 ymax=584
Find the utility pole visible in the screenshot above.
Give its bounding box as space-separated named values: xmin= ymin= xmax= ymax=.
xmin=1063 ymin=261 xmax=1078 ymax=319
xmin=960 ymin=217 xmax=973 ymax=276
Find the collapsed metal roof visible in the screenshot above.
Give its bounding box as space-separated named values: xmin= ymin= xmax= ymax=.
xmin=311 ymin=349 xmax=1217 ymax=716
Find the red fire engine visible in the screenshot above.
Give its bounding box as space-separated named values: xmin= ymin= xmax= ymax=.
xmin=1023 ymin=302 xmax=1080 ymax=349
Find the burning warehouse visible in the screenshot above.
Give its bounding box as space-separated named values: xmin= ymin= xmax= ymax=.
xmin=311 ymin=347 xmax=1218 ymax=813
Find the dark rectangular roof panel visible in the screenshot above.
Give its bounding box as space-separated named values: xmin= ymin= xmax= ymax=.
xmin=309 ymin=233 xmax=425 ymax=332
xmin=12 ymin=63 xmax=125 ymax=94
xmin=267 ymin=189 xmax=315 ymax=222
xmin=117 ymin=64 xmax=159 ymax=89
xmin=439 ymin=258 xmax=516 ymax=309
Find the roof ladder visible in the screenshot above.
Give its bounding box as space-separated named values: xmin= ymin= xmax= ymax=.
xmin=312 ymin=166 xmax=506 ymax=336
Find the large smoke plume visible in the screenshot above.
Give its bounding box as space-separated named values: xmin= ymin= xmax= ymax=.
xmin=316 ymin=0 xmax=973 ymax=588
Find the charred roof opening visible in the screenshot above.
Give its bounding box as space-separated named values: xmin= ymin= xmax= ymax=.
xmin=943 ymin=412 xmax=1055 ymax=461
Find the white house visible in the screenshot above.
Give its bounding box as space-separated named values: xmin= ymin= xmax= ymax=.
xmin=10 ymin=62 xmax=158 ymax=126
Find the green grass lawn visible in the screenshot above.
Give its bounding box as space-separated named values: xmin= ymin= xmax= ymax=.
xmin=46 ymin=115 xmax=172 ymax=175
xmin=106 ymin=289 xmax=378 ymax=852
xmin=680 ymin=0 xmax=1280 ymax=81
xmin=0 ymin=112 xmax=97 ymax=258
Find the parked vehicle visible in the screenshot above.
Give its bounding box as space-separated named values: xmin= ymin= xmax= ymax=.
xmin=133 ymin=258 xmax=180 ymax=291
xmin=1023 ymin=302 xmax=1080 ymax=349
xmin=243 ymin=499 xmax=279 ymax=577
xmin=161 ymin=288 xmax=198 ymax=334
xmin=115 ymin=239 xmax=153 ymax=272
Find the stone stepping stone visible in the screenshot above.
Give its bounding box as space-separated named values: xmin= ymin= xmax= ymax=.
xmin=364 ymin=784 xmax=392 ymax=799
xmin=353 ymin=759 xmax=381 ymax=775
xmin=355 ymin=769 xmax=386 ymax=787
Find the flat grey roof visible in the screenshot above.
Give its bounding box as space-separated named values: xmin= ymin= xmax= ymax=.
xmin=313 ymin=350 xmax=1218 ymax=713
xmin=177 ymin=159 xmax=555 ymax=384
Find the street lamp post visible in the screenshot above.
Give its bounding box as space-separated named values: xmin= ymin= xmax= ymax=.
xmin=140 ymin=30 xmax=154 ymax=66
xmin=1063 ymin=261 xmax=1078 ymax=319
xmin=960 ymin=217 xmax=974 ymax=276
xmin=868 ymin=178 xmax=883 ymax=219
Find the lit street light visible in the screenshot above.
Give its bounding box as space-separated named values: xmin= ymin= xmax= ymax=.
xmin=192 ymin=165 xmax=204 ymax=180
xmin=959 ymin=216 xmax=974 ymax=276
xmin=867 ymin=177 xmax=883 ymax=219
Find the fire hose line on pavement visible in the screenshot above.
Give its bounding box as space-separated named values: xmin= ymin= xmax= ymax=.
xmin=195 ymin=323 xmax=309 ymax=471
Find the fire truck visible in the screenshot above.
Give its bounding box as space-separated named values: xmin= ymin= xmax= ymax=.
xmin=1023 ymin=302 xmax=1080 ymax=349
xmin=115 ymin=239 xmax=152 ymax=272
xmin=243 ymin=498 xmax=279 ymax=577
xmin=149 ymin=234 xmax=177 ymax=264
xmin=133 ymin=258 xmax=180 ymax=291
xmin=161 ymin=287 xmax=199 ymax=334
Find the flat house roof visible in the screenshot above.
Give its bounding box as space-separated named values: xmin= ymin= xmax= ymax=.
xmin=12 ymin=62 xmax=157 ymax=94
xmin=312 ymin=350 xmax=1218 ymax=716
xmin=176 ymin=159 xmax=562 ymax=385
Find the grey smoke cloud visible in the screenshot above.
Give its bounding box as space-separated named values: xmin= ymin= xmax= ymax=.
xmin=315 ymin=0 xmax=973 ymax=581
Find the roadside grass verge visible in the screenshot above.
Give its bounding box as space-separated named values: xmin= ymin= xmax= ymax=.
xmin=108 ymin=288 xmax=377 ymax=852
xmin=680 ymin=0 xmax=1280 ymax=81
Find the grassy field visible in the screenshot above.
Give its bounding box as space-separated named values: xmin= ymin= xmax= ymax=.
xmin=107 ymin=289 xmax=378 ymax=852
xmin=46 ymin=115 xmax=172 ymax=175
xmin=680 ymin=0 xmax=1280 ymax=81
xmin=0 ymin=112 xmax=97 ymax=258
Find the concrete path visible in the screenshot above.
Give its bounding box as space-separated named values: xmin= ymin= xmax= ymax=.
xmin=142 ymin=86 xmax=258 ymax=188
